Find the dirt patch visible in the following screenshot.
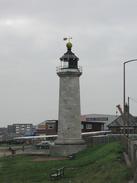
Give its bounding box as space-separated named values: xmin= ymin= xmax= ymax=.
xmin=32 ymin=156 xmax=67 ymax=162
xmin=0 ymin=150 xmax=11 ymax=157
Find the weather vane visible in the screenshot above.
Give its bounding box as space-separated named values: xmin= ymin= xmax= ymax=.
xmin=63 ymin=37 xmax=72 ymax=42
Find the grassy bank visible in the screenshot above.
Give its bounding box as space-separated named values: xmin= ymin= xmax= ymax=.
xmin=0 ymin=142 xmax=132 ymax=183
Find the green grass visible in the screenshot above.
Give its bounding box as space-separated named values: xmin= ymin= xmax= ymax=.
xmin=0 ymin=142 xmax=132 ymax=183
xmin=0 ymin=144 xmax=9 ymax=147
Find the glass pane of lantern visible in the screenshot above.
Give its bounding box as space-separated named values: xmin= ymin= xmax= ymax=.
xmin=63 ymin=62 xmax=68 ymax=68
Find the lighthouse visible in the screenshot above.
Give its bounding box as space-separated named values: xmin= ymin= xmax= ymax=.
xmin=51 ymin=40 xmax=86 ymax=156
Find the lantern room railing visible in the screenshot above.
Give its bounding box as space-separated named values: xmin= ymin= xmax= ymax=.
xmin=56 ymin=65 xmax=82 ymax=73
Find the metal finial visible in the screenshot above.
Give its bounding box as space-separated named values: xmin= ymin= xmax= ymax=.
xmin=63 ymin=37 xmax=72 ymax=49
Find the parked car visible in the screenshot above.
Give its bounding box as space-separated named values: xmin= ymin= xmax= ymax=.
xmin=35 ymin=141 xmax=54 ymax=149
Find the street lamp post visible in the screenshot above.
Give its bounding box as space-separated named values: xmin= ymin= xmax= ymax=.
xmin=123 ymin=59 xmax=137 ymax=113
xmin=123 ymin=59 xmax=137 ymax=135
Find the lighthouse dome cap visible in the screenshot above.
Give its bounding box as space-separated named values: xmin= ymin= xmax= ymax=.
xmin=66 ymin=42 xmax=72 ymax=49
xmin=60 ymin=48 xmax=79 ymax=62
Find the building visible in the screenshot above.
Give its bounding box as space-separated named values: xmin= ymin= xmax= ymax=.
xmin=36 ymin=120 xmax=58 ymax=135
xmin=81 ymin=114 xmax=117 ymax=131
xmin=108 ymin=113 xmax=137 ymax=134
xmin=108 ymin=104 xmax=137 ymax=134
xmin=81 ymin=121 xmax=104 ymax=132
xmin=7 ymin=123 xmax=33 ymax=137
xmin=0 ymin=128 xmax=8 ymax=142
xmin=36 ymin=114 xmax=116 ymax=136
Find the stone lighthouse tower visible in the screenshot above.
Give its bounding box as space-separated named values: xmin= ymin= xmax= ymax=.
xmin=51 ymin=40 xmax=86 ymax=156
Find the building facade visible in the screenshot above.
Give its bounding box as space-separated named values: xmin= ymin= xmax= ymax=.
xmin=81 ymin=121 xmax=104 ymax=132
xmin=108 ymin=114 xmax=137 ymax=134
xmin=7 ymin=123 xmax=33 ymax=137
xmin=0 ymin=128 xmax=8 ymax=142
xmin=36 ymin=114 xmax=117 ymax=136
xmin=36 ymin=120 xmax=58 ymax=135
xmin=81 ymin=114 xmax=118 ymax=130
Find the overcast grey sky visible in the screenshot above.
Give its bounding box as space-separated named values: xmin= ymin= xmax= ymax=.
xmin=0 ymin=0 xmax=137 ymax=127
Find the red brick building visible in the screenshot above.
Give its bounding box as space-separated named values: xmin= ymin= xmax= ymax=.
xmin=36 ymin=120 xmax=58 ymax=135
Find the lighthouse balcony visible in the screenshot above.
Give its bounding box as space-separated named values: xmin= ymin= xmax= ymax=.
xmin=56 ymin=65 xmax=82 ymax=74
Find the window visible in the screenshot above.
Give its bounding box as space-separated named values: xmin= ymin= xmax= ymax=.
xmin=81 ymin=124 xmax=84 ymax=129
xmin=86 ymin=124 xmax=92 ymax=129
xmin=86 ymin=117 xmax=108 ymax=122
xmin=47 ymin=124 xmax=55 ymax=129
xmin=62 ymin=62 xmax=68 ymax=68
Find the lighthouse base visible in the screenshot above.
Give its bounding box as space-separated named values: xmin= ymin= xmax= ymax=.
xmin=50 ymin=141 xmax=87 ymax=156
